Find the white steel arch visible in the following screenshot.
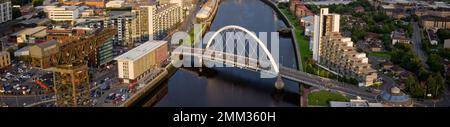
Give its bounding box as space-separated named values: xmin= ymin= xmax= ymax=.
xmin=204 ymin=25 xmax=279 ymax=74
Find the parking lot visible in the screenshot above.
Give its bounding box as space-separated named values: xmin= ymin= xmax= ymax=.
xmin=1 ymin=60 xmax=54 ymax=96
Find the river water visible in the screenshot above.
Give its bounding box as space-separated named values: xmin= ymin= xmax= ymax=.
xmin=146 ymin=0 xmax=300 ymax=107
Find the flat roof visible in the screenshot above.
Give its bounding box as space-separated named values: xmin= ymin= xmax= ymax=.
xmin=16 ymin=26 xmax=47 ymax=36
xmin=114 ymin=40 xmax=167 ymax=61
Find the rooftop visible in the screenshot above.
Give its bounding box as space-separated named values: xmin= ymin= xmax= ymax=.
xmin=330 ymin=98 xmax=384 ymax=107
xmin=35 ymin=40 xmax=58 ymax=49
xmin=16 ymin=26 xmax=47 ymax=37
xmin=444 ymin=39 xmax=450 ymax=48
xmin=114 ymin=40 xmax=167 ymax=61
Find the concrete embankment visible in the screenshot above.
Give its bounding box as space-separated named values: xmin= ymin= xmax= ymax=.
xmin=120 ymin=65 xmax=177 ymax=107
xmin=260 ymin=0 xmax=303 ymax=71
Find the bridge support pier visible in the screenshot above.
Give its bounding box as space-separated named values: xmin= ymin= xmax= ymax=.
xmin=275 ymin=75 xmax=284 ymax=90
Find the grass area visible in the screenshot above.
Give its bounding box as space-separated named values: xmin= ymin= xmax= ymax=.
xmin=277 ymin=4 xmax=361 ymax=86
xmin=368 ymin=51 xmax=392 ymax=58
xmin=278 ymin=5 xmax=311 ymax=70
xmin=183 ymin=23 xmax=206 ymax=46
xmin=308 ymin=90 xmax=350 ymax=106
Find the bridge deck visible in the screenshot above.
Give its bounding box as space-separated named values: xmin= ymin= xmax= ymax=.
xmin=172 ymin=46 xmax=377 ymax=100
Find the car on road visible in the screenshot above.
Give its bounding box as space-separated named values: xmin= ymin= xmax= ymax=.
xmin=106 ymin=93 xmax=116 ymax=100
xmin=121 ymin=94 xmax=129 ymax=101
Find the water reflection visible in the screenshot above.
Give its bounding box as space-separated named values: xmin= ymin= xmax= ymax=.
xmin=143 ymin=0 xmax=300 ymax=107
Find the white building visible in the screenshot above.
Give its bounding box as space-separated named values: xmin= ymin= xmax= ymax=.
xmin=311 ymin=8 xmax=340 ymax=62
xmin=47 ymin=6 xmax=81 ymax=21
xmin=0 ymin=0 xmax=12 ymax=23
xmin=444 ymin=39 xmax=450 ymax=49
xmin=115 ymin=40 xmax=168 ymax=83
xmin=106 ymin=0 xmax=125 ymax=8
xmin=330 ymin=97 xmax=384 ymax=107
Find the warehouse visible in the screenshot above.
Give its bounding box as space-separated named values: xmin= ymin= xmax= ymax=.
xmin=114 ymin=40 xmax=168 ymax=83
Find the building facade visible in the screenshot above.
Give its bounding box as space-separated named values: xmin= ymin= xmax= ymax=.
xmin=47 ymin=6 xmax=80 ymax=21
xmin=46 ymin=27 xmax=89 ymax=43
xmin=0 ymin=51 xmax=10 ymax=69
xmin=115 ymin=40 xmax=168 ymax=83
xmin=311 ymin=8 xmax=377 ymax=87
xmin=421 ymin=16 xmax=450 ymax=29
xmin=15 ymin=26 xmax=48 ymax=44
xmin=320 ymin=32 xmax=378 ymax=86
xmin=131 ymin=4 xmax=183 ymax=43
xmin=103 ymin=11 xmax=135 ymax=46
xmin=106 ymin=0 xmax=125 ymax=8
xmin=90 ymin=37 xmax=114 ymax=68
xmin=0 ymin=0 xmax=12 ymax=24
xmin=30 ymin=40 xmax=59 ymax=69
xmin=311 ymin=8 xmax=340 ymax=62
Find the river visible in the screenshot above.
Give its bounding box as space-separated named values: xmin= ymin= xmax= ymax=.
xmin=144 ymin=0 xmax=300 ymax=107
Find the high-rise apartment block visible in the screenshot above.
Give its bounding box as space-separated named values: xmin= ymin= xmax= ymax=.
xmin=131 ymin=4 xmax=183 ymax=43
xmin=0 ymin=0 xmax=12 ymax=24
xmin=311 ymin=8 xmax=377 ymax=87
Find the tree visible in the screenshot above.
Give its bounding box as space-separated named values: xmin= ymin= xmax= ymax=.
xmin=427 ymin=54 xmax=444 ymax=74
xmin=12 ymin=7 xmax=22 ymax=19
xmin=418 ymin=67 xmax=429 ymax=81
xmin=437 ymin=29 xmax=450 ymax=44
xmin=306 ymin=4 xmax=320 ymax=14
xmin=36 ymin=11 xmax=46 ymax=18
xmin=12 ymin=0 xmax=32 ymax=6
xmin=32 ymin=0 xmax=44 ymax=7
xmin=426 ymin=74 xmax=444 ymax=99
xmin=405 ymin=74 xmax=425 ymax=98
xmin=351 ymin=27 xmax=367 ymax=41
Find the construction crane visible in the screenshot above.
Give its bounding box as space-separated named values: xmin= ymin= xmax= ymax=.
xmin=49 ymin=28 xmax=117 ymax=107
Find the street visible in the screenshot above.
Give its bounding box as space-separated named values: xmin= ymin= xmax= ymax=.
xmin=412 ymin=22 xmax=428 ymax=69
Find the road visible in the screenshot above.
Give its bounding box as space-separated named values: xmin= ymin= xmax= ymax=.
xmin=280 ymin=66 xmax=378 ymax=101
xmin=173 ymin=46 xmax=379 ymax=101
xmin=412 ymin=22 xmax=428 ymax=69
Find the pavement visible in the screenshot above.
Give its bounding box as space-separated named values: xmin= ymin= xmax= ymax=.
xmin=279 ymin=66 xmax=378 ymax=101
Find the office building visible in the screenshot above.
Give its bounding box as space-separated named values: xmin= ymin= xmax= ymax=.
xmin=115 ymin=40 xmax=168 ymax=83
xmin=47 ymin=6 xmax=81 ymax=21
xmin=106 ymin=0 xmax=125 ymax=8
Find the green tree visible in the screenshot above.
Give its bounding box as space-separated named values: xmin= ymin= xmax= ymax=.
xmin=405 ymin=74 xmax=425 ymax=98
xmin=12 ymin=7 xmax=22 ymax=19
xmin=306 ymin=4 xmax=320 ymax=14
xmin=12 ymin=0 xmax=32 ymax=5
xmin=427 ymin=54 xmax=444 ymax=74
xmin=426 ymin=74 xmax=444 ymax=98
xmin=32 ymin=0 xmax=44 ymax=7
xmin=36 ymin=11 xmax=46 ymax=18
xmin=437 ymin=29 xmax=450 ymax=44
xmin=417 ymin=67 xmax=428 ymax=81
